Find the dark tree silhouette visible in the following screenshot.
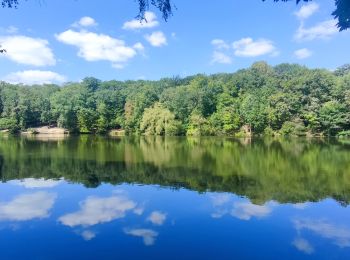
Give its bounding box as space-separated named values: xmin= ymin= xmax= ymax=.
xmin=0 ymin=0 xmax=349 ymax=30
xmin=1 ymin=0 xmax=18 ymax=8
xmin=137 ymin=0 xmax=173 ymax=21
xmin=332 ymin=0 xmax=350 ymax=31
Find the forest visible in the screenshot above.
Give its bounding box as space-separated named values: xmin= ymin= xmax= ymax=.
xmin=1 ymin=62 xmax=350 ymax=137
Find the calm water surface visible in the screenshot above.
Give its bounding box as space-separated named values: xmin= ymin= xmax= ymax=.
xmin=0 ymin=136 xmax=350 ymax=259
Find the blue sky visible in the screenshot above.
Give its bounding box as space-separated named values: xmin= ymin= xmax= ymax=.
xmin=0 ymin=0 xmax=349 ymax=84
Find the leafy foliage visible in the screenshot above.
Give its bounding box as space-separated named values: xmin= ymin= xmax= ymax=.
xmin=1 ymin=63 xmax=350 ymax=136
xmin=140 ymin=102 xmax=181 ymax=135
xmin=1 ymin=0 xmax=18 ymax=8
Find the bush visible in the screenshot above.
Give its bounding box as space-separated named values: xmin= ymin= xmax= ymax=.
xmin=337 ymin=130 xmax=350 ymax=138
xmin=280 ymin=120 xmax=306 ymax=136
xmin=264 ymin=126 xmax=276 ymax=137
xmin=0 ymin=118 xmax=20 ymax=133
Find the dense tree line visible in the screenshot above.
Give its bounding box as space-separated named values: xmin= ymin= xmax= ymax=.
xmin=1 ymin=62 xmax=350 ymax=136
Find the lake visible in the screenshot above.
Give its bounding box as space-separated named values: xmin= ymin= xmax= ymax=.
xmin=0 ymin=136 xmax=350 ymax=259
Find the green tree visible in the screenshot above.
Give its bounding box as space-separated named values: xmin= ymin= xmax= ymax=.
xmin=319 ymin=101 xmax=349 ymax=135
xmin=187 ymin=112 xmax=212 ymax=136
xmin=140 ymin=102 xmax=181 ymax=135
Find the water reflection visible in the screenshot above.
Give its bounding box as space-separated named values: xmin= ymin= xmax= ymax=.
xmin=0 ymin=192 xmax=56 ymax=221
xmin=210 ymin=194 xmax=273 ymax=220
xmin=0 ymin=136 xmax=349 ymax=258
xmin=80 ymin=230 xmax=97 ymax=241
xmin=294 ymin=218 xmax=350 ymax=248
xmin=147 ymin=211 xmax=167 ymax=226
xmin=124 ymin=228 xmax=158 ymax=246
xmin=1 ymin=136 xmax=350 ymax=204
xmin=292 ymin=238 xmax=314 ymax=254
xmin=231 ymin=201 xmax=272 ymax=221
xmin=59 ymin=195 xmax=137 ymax=227
xmin=10 ymin=178 xmax=63 ymax=189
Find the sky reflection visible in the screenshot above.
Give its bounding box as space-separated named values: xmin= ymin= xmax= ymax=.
xmin=0 ymin=179 xmax=349 ymax=259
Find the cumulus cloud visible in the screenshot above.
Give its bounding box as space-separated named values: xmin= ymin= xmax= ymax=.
xmin=147 ymin=211 xmax=167 ymax=225
xmin=294 ymin=48 xmax=312 ymax=59
xmin=133 ymin=42 xmax=145 ymax=52
xmin=81 ymin=230 xmax=97 ymax=241
xmin=231 ymin=202 xmax=271 ymax=221
xmin=211 ymin=51 xmax=232 ymax=64
xmin=73 ymin=16 xmax=98 ymax=27
xmin=294 ymin=3 xmax=319 ymax=20
xmin=209 ymin=194 xmax=230 ymax=218
xmin=123 ymin=11 xmax=159 ymax=30
xmin=210 ymin=194 xmax=231 ymax=207
xmin=10 ymin=178 xmax=63 ymax=189
xmin=0 ymin=192 xmax=56 ymax=221
xmin=58 ymin=195 xmax=136 ymax=227
xmin=145 ymin=31 xmax=167 ymax=47
xmin=0 ymin=35 xmax=56 ymax=66
xmin=292 ymin=203 xmax=309 ymax=209
xmin=292 ymin=238 xmax=314 ymax=254
xmin=210 ymin=39 xmax=232 ymax=65
xmin=294 ymin=219 xmax=350 ymax=248
xmin=211 ymin=39 xmax=230 ymax=50
xmin=56 ymin=30 xmax=139 ymax=68
xmin=295 ymin=20 xmax=338 ymax=41
xmin=124 ymin=228 xmax=158 ymax=246
xmin=3 ymin=70 xmax=66 ymax=85
xmin=232 ymin=38 xmax=277 ymax=57
xmin=132 ymin=202 xmax=146 ymax=215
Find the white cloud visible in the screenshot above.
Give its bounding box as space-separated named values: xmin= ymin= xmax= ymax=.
xmin=0 ymin=192 xmax=56 ymax=221
xmin=3 ymin=70 xmax=66 ymax=85
xmin=145 ymin=31 xmax=167 ymax=47
xmin=0 ymin=35 xmax=56 ymax=66
xmin=294 ymin=48 xmax=312 ymax=59
xmin=211 ymin=39 xmax=230 ymax=50
xmin=59 ymin=195 xmax=136 ymax=227
xmin=232 ymin=38 xmax=277 ymax=57
xmin=123 ymin=11 xmax=159 ymax=30
xmin=210 ymin=194 xmax=230 ymax=207
xmin=56 ymin=30 xmax=138 ymax=68
xmin=211 ymin=51 xmax=232 ymax=64
xmin=292 ymin=238 xmax=314 ymax=254
xmin=147 ymin=211 xmax=167 ymax=225
xmin=0 ymin=25 xmax=18 ymax=34
xmin=211 ymin=210 xmax=228 ymax=219
xmin=295 ymin=19 xmax=338 ymax=41
xmin=73 ymin=16 xmax=98 ymax=27
xmin=294 ymin=219 xmax=350 ymax=248
xmin=133 ymin=42 xmax=145 ymax=52
xmin=81 ymin=230 xmax=96 ymax=241
xmin=231 ymin=202 xmax=271 ymax=221
xmin=210 ymin=194 xmax=230 ymax=218
xmin=124 ymin=228 xmax=158 ymax=246
xmin=11 ymin=178 xmax=63 ymax=189
xmin=294 ymin=3 xmax=319 ymax=20
xmin=210 ymin=39 xmax=232 ymax=65
xmin=292 ymin=203 xmax=309 ymax=209
xmin=133 ymin=204 xmax=145 ymax=215
xmin=111 ymin=63 xmax=126 ymax=70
